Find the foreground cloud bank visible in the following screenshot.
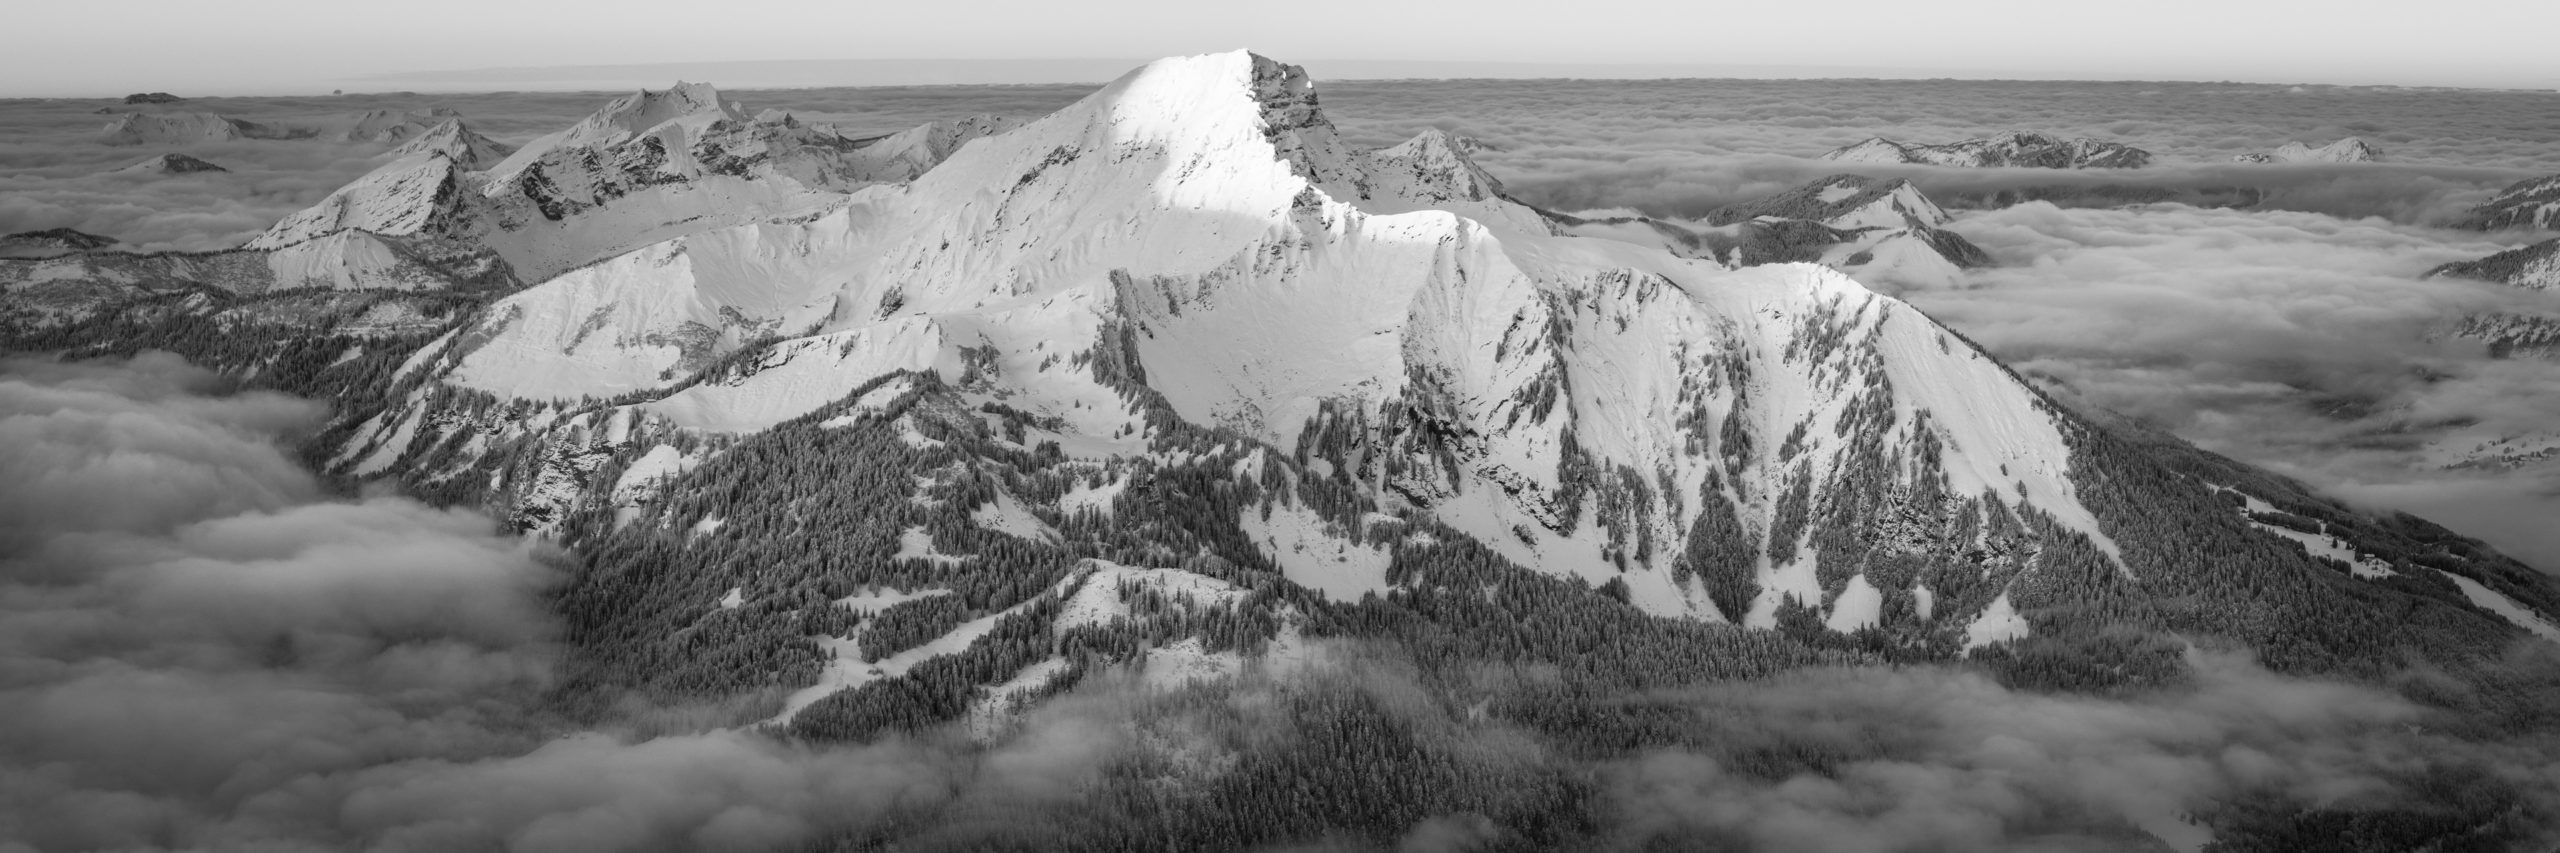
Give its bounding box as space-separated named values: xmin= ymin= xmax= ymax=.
xmin=0 ymin=353 xmax=1116 ymax=852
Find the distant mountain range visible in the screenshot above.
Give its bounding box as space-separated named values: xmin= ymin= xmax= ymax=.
xmin=2233 ymin=137 xmax=2384 ymax=164
xmin=1820 ymin=131 xmax=2153 ymax=169
xmin=98 ymin=108 xmax=466 ymax=145
xmin=1554 ymin=173 xmax=1989 ymax=289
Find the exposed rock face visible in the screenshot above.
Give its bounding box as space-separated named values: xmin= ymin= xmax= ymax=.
xmin=2234 ymin=137 xmax=2384 ymax=164
xmin=1820 ymin=131 xmax=2153 ymax=169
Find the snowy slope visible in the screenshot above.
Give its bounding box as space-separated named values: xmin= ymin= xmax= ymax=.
xmin=248 ymin=153 xmax=474 ymax=249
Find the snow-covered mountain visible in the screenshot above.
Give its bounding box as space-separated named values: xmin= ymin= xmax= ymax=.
xmin=314 ymin=108 xmax=460 ymax=144
xmin=386 ymin=119 xmax=516 ymax=169
xmin=289 ymin=52 xmax=2553 ymax=673
xmin=2233 ymin=137 xmax=2384 ymax=164
xmin=2458 ymin=173 xmax=2560 ymax=231
xmin=13 ymin=53 xmax=2555 ymax=770
xmin=1820 ymin=131 xmax=2152 ymax=169
xmin=1556 ymin=174 xmax=1989 ymax=290
xmin=344 ymin=54 xmax=2116 ymax=633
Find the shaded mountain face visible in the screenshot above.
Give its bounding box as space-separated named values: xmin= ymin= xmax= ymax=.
xmin=1556 ymin=174 xmax=1990 ymax=290
xmin=2459 ymin=173 xmax=2560 ymax=230
xmin=9 ymin=52 xmax=2560 ymax=849
xmin=113 ymin=152 xmax=228 ymax=175
xmin=2432 ymin=237 xmax=2560 ymax=292
xmin=2233 ymin=137 xmax=2384 ymax=164
xmin=2429 ymin=238 xmax=2560 ymax=359
xmin=1820 ymin=131 xmax=2153 ymax=169
xmin=0 ymin=227 xmax=117 ymax=259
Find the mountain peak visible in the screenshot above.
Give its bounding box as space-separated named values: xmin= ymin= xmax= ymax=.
xmin=595 ymin=81 xmax=734 ymax=126
xmin=486 ymin=80 xmax=744 ymax=180
xmin=388 ymin=119 xmax=516 ymax=170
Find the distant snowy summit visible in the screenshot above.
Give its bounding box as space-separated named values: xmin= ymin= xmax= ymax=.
xmin=14 ymin=80 xmax=1023 ymax=296
xmin=386 ymin=119 xmax=515 ymax=169
xmin=98 ymin=108 xmax=464 ymax=146
xmin=2456 ymin=173 xmax=2560 ymax=231
xmin=1819 ymin=131 xmax=2152 ymax=169
xmin=2233 ymin=137 xmax=2383 ymax=164
xmin=1554 ymin=173 xmax=1989 ymax=290
xmin=113 ymin=153 xmax=227 ymax=176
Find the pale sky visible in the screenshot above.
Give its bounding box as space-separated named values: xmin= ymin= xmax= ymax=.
xmin=7 ymin=0 xmax=2557 ymax=96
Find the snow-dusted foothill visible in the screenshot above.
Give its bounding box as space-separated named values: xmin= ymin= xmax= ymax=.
xmin=2458 ymin=173 xmax=2560 ymax=231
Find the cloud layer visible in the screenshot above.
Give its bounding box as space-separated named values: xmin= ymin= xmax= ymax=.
xmin=1896 ymin=203 xmax=2560 ymax=570
xmin=0 ymin=353 xmax=1111 ymax=853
